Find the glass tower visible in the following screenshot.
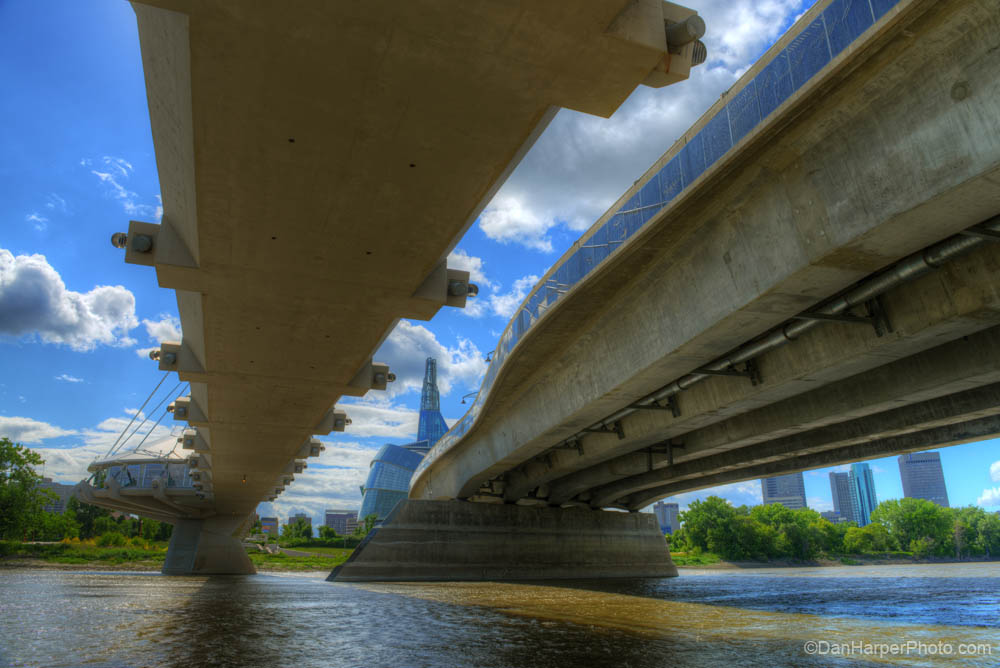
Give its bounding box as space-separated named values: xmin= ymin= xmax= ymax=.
xmin=849 ymin=463 xmax=878 ymax=526
xmin=829 ymin=471 xmax=857 ymax=523
xmin=359 ymin=357 xmax=450 ymax=521
xmin=898 ymin=451 xmax=949 ymax=507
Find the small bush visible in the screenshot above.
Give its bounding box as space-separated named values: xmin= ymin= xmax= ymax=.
xmin=96 ymin=532 xmax=127 ymax=547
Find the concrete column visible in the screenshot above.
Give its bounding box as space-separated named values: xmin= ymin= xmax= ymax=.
xmin=162 ymin=516 xmax=255 ymax=575
xmin=328 ymin=500 xmax=676 ymax=582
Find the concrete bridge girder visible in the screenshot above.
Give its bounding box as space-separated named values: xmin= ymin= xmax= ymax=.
xmin=624 ymin=413 xmax=1000 ymax=511
xmin=411 ymin=0 xmax=1000 ymax=503
xmin=535 ymin=242 xmax=1000 ymax=504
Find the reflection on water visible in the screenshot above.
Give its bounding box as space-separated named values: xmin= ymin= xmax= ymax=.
xmin=0 ymin=564 xmax=997 ymax=668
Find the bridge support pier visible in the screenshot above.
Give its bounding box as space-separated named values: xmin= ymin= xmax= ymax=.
xmin=162 ymin=516 xmax=255 ymax=575
xmin=327 ymin=500 xmax=676 ymax=582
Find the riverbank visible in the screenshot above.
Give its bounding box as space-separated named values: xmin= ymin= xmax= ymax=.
xmin=0 ymin=540 xmax=352 ymax=572
xmin=674 ymin=551 xmax=1000 ymax=569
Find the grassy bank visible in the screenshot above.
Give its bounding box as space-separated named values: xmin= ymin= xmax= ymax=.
xmin=0 ymin=540 xmax=352 ymax=572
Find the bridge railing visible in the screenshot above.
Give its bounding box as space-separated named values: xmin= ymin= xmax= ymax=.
xmin=413 ymin=0 xmax=910 ymax=483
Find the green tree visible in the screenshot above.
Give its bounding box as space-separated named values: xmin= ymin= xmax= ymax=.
xmin=318 ymin=525 xmax=339 ymax=541
xmin=870 ymin=498 xmax=950 ymax=554
xmin=0 ymin=438 xmax=53 ymax=540
xmin=843 ymin=522 xmax=897 ymax=554
xmin=66 ymin=496 xmax=111 ymax=539
xmin=353 ymin=514 xmax=378 ymax=537
xmin=281 ymin=518 xmax=313 ymax=543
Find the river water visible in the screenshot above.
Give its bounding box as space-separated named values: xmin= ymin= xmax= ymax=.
xmin=1 ymin=563 xmax=998 ymax=667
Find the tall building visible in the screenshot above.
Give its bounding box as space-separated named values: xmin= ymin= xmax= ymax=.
xmin=760 ymin=472 xmax=807 ymax=509
xmin=288 ymin=513 xmax=312 ymax=529
xmin=418 ymin=358 xmax=450 ymax=445
xmin=261 ymin=517 xmax=279 ymax=538
xmin=38 ymin=478 xmax=76 ymax=514
xmin=849 ymin=463 xmax=878 ymax=526
xmin=898 ymin=451 xmax=950 ymax=507
xmin=829 ymin=471 xmax=857 ymax=523
xmin=324 ymin=509 xmax=358 ymax=536
xmin=653 ymin=501 xmax=679 ymax=534
xmin=359 ymin=357 xmax=448 ymax=521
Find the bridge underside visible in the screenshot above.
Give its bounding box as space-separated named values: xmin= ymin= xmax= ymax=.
xmin=411 ymin=0 xmax=1000 ymax=514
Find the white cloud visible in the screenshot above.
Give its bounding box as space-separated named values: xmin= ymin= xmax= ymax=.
xmin=25 ymin=213 xmax=48 ymax=231
xmin=447 ymin=249 xmax=494 ymax=290
xmin=142 ymin=314 xmax=182 ymax=343
xmin=0 ymin=249 xmax=139 ymax=351
xmin=88 ymin=156 xmax=161 ymax=220
xmin=374 ymin=320 xmax=486 ymax=397
xmin=807 ymin=496 xmax=832 ymax=512
xmin=489 ymin=274 xmax=540 ymax=319
xmin=476 ymin=0 xmax=805 ymax=252
xmin=55 ymin=374 xmax=83 ymax=383
xmin=977 ymin=487 xmax=1000 ymax=509
xmin=336 ymin=400 xmax=419 ymax=439
xmin=990 ymin=460 xmax=1000 ymax=483
xmin=643 ymin=480 xmax=764 ymax=513
xmin=45 ymin=193 xmax=68 ymax=214
xmin=0 ymin=416 xmax=76 ymax=444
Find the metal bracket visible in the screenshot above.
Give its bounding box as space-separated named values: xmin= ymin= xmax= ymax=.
xmin=790 ymin=296 xmax=892 ymax=337
xmin=556 ymin=439 xmax=585 ymax=455
xmin=697 ymin=358 xmax=762 ymax=385
xmin=630 ymin=394 xmax=680 ymax=417
xmin=648 ymin=439 xmax=685 ymax=466
xmin=959 ymin=225 xmax=1000 ymax=242
xmin=584 ymin=420 xmax=625 ymax=440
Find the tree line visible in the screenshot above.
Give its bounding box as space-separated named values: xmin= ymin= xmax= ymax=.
xmin=1 ymin=437 xmax=172 ymax=543
xmin=670 ymin=495 xmax=1000 ymax=561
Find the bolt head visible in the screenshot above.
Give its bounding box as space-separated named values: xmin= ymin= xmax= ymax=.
xmin=110 ymin=232 xmax=128 ymax=249
xmin=131 ymin=234 xmax=154 ymax=253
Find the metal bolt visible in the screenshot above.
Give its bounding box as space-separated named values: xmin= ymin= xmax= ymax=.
xmin=666 ymin=15 xmax=705 ymax=47
xmin=148 ymin=349 xmax=161 ymax=361
xmin=373 ymin=372 xmax=386 ymax=385
xmin=131 ymin=234 xmax=154 ymax=253
xmin=448 ymin=280 xmax=468 ymax=297
xmin=162 ymin=351 xmax=177 ymax=365
xmin=387 ymin=372 xmax=396 ymax=382
xmin=110 ymin=232 xmax=128 ymax=249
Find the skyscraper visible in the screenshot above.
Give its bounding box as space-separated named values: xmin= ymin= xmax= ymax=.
xmin=760 ymin=472 xmax=807 ymax=509
xmin=653 ymin=501 xmax=679 ymax=534
xmin=829 ymin=471 xmax=857 ymax=523
xmin=849 ymin=463 xmax=878 ymax=526
xmin=360 ymin=357 xmax=450 ymax=521
xmin=898 ymin=451 xmax=950 ymax=507
xmin=325 ymin=509 xmax=359 ymax=536
xmin=418 ymin=358 xmax=450 ymax=444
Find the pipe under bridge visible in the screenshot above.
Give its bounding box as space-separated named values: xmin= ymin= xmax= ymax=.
xmin=332 ymin=0 xmax=1000 ymax=580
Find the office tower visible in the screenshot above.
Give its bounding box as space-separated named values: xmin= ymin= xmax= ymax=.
xmin=324 ymin=509 xmax=359 ymax=536
xmin=829 ymin=471 xmax=857 ymax=523
xmin=898 ymin=451 xmax=950 ymax=507
xmin=418 ymin=357 xmax=450 ymax=444
xmin=849 ymin=463 xmax=878 ymax=526
xmin=261 ymin=517 xmax=279 ymax=538
xmin=760 ymin=472 xmax=807 ymax=509
xmin=653 ymin=501 xmax=680 ymax=534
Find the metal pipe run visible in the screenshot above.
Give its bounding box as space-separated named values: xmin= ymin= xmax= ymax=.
xmin=555 ymin=215 xmax=1000 ymax=451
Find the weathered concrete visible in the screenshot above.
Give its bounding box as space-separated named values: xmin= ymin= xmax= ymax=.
xmin=121 ymin=0 xmax=701 ymax=537
xmin=411 ymin=0 xmax=1000 ymax=507
xmin=162 ymin=516 xmax=255 ymax=576
xmin=327 ymin=500 xmax=676 ymax=582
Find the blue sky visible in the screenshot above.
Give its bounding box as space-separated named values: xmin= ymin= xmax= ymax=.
xmin=2 ymin=0 xmax=998 ymax=527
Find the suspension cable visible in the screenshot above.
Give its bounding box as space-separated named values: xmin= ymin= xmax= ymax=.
xmin=102 ymin=371 xmax=170 ymax=458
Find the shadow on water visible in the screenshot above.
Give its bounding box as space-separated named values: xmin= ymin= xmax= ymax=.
xmin=1 ymin=567 xmax=998 ymax=667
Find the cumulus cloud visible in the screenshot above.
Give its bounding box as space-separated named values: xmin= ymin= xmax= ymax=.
xmin=977 ymin=487 xmax=1000 ymax=509
xmin=641 ymin=480 xmax=764 ymax=513
xmin=0 ymin=416 xmax=76 ymax=444
xmin=477 ymin=0 xmax=804 ymax=252
xmin=0 ymin=249 xmax=138 ymax=350
xmin=55 ymin=374 xmax=83 ymax=383
xmin=374 ymin=320 xmax=486 ymax=397
xmin=447 ymin=249 xmax=494 ymax=290
xmin=335 ymin=400 xmax=420 ymax=440
xmin=87 ymin=156 xmax=162 ymax=220
xmin=489 ymin=275 xmax=540 ymax=319
xmin=990 ymin=460 xmax=1000 ymax=483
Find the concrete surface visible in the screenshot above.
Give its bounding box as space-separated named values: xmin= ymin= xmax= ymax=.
xmin=328 ymin=500 xmax=676 ymax=581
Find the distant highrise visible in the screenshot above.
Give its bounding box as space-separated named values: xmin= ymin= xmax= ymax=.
xmin=760 ymin=472 xmax=807 ymax=509
xmin=325 ymin=509 xmax=359 ymax=536
xmin=360 ymin=357 xmax=449 ymax=521
xmin=653 ymin=501 xmax=679 ymax=534
xmin=898 ymin=452 xmax=950 ymax=507
xmin=288 ymin=513 xmax=312 ymax=533
xmin=38 ymin=478 xmax=76 ymax=514
xmin=849 ymin=463 xmax=878 ymax=526
xmin=829 ymin=471 xmax=857 ymax=523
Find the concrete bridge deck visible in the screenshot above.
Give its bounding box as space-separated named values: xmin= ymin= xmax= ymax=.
xmin=410 ymin=0 xmax=1000 ymax=513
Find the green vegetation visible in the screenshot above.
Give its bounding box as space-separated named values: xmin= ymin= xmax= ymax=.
xmin=247 ymin=549 xmax=352 ymax=571
xmin=279 ymin=513 xmax=377 ymax=550
xmin=670 ymin=550 xmax=722 ymax=566
xmin=670 ymin=495 xmax=1000 ymax=562
xmin=0 ymin=538 xmax=167 ymax=566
